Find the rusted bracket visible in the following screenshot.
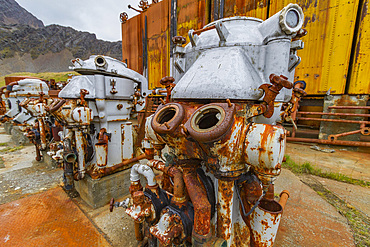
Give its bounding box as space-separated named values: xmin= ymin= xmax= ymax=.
xmin=259 ymin=74 xmax=293 ymax=118
xmin=160 ymin=76 xmax=176 ymax=103
xmin=79 ymin=89 xmax=89 ymax=106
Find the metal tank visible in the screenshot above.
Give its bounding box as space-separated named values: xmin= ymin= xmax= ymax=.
xmin=47 ymin=55 xmax=151 ymax=190
xmin=112 ymin=4 xmax=307 ymax=247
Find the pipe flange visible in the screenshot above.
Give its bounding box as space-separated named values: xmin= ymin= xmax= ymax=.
xmin=152 ymin=103 xmax=185 ymax=134
xmin=361 ymin=127 xmax=370 ymax=136
xmin=185 ymin=103 xmax=235 ymax=143
xmin=94 ymin=55 xmax=107 ymax=68
xmin=279 ymin=3 xmax=304 ymax=35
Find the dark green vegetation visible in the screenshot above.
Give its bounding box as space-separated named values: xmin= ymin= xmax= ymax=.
xmin=283 ymin=155 xmax=370 ymax=187
xmin=0 ymin=71 xmax=79 ymax=87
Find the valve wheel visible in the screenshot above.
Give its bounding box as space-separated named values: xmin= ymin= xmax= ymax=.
xmin=120 ymin=12 xmax=128 ymax=23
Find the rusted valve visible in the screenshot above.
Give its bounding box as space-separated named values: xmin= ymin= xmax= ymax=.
xmin=160 ymin=76 xmax=175 ymax=103
xmin=172 ymin=36 xmax=186 ymax=46
xmin=120 ymin=12 xmax=128 ymax=23
xmin=80 ymin=89 xmax=89 ymax=106
xmin=292 ymin=28 xmax=308 ymax=41
xmin=259 ymin=74 xmax=293 ymax=118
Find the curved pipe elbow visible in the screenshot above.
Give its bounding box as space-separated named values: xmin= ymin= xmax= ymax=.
xmin=130 ymin=163 xmax=156 ymax=186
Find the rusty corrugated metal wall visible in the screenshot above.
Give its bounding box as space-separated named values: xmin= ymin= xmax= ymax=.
xmin=121 ymin=0 xmax=369 ymax=95
xmin=177 ymin=0 xmax=209 ymax=42
xmin=122 ymin=15 xmax=143 ymax=74
xmin=145 ymin=0 xmax=171 ymax=89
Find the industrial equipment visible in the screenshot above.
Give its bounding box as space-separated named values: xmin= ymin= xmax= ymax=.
xmin=47 ymin=55 xmax=151 ymax=190
xmin=112 ymin=3 xmax=305 ymax=246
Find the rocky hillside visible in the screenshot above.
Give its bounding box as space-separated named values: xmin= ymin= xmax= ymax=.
xmin=0 ymin=0 xmax=44 ymax=28
xmin=0 ymin=0 xmax=122 ymax=75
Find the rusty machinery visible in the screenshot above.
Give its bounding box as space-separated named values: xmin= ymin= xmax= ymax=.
xmin=111 ymin=4 xmax=306 ymax=247
xmin=46 ymin=55 xmax=151 ymax=191
xmin=0 ymin=76 xmax=67 ymax=161
xmin=19 ymin=92 xmax=64 ymax=162
xmin=1 ymin=78 xmax=49 ymax=126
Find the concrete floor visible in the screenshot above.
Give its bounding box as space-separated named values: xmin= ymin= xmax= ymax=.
xmin=0 ymin=126 xmax=369 ymax=246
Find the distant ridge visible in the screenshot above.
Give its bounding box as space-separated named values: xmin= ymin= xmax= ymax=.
xmin=0 ymin=0 xmax=44 ymax=28
xmin=0 ymin=0 xmax=122 ymax=76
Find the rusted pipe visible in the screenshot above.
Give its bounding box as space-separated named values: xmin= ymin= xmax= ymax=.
xmin=193 ymin=25 xmax=216 ymax=35
xmin=183 ymin=168 xmax=211 ymax=238
xmin=298 ymin=111 xmax=370 ymax=118
xmin=279 ymin=190 xmax=290 ymax=210
xmin=329 ymin=129 xmax=362 ymax=140
xmin=328 ymin=106 xmax=370 ymax=110
xmin=167 ymin=166 xmax=186 ymax=204
xmin=47 ymin=99 xmax=66 ymax=113
xmin=287 ymin=137 xmax=370 ymax=147
xmin=34 ymin=143 xmax=42 ymax=161
xmin=297 ymin=117 xmax=370 ymax=124
xmin=19 ymin=98 xmax=31 ymax=108
xmin=5 ymin=81 xmax=18 ymax=97
xmin=0 ymin=86 xmax=7 ymax=98
xmin=134 ymin=222 xmax=144 ymax=241
xmin=38 ymin=119 xmax=47 ymax=150
xmin=89 ymin=149 xmax=154 ymax=179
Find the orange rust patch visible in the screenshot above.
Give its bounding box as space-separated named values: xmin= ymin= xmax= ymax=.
xmin=0 ymin=188 xmax=110 ymax=247
xmin=231 ymin=222 xmax=251 ymax=247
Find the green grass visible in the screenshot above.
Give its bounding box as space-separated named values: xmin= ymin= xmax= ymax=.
xmin=0 ymin=145 xmax=24 ymax=153
xmin=283 ymin=155 xmax=370 ymax=187
xmin=0 ymin=71 xmax=79 ymax=87
xmin=0 ymin=142 xmax=8 ymax=146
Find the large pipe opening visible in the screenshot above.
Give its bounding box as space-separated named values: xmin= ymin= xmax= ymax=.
xmin=157 ymin=107 xmax=176 ymax=124
xmin=195 ymin=109 xmax=222 ymax=130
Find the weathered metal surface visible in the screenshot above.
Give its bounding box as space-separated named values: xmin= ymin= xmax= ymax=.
xmin=145 ymin=0 xmax=171 ymax=89
xmin=269 ymin=0 xmax=359 ymax=95
xmin=248 ymin=199 xmax=283 ymax=246
xmin=223 ymin=0 xmax=268 ymax=19
xmin=0 ymin=187 xmax=110 ymax=246
xmin=172 ymin=5 xmax=303 ymax=101
xmin=177 ymin=0 xmax=209 ymax=41
xmin=122 ymin=15 xmax=143 ymax=74
xmin=348 ymin=0 xmax=370 ymax=94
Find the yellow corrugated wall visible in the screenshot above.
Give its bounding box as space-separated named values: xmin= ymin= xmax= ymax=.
xmin=177 ymin=0 xmax=209 ymax=42
xmin=269 ymin=0 xmax=359 ymax=95
xmin=121 ymin=0 xmax=369 ymax=94
xmin=223 ymin=0 xmax=268 ymax=19
xmin=348 ymin=0 xmax=370 ymax=94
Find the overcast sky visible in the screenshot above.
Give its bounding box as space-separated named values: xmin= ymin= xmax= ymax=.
xmin=16 ymin=0 xmax=140 ymax=41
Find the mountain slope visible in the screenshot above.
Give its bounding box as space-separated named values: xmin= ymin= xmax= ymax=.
xmin=0 ymin=0 xmax=122 ymax=76
xmin=0 ymin=0 xmax=44 ymax=28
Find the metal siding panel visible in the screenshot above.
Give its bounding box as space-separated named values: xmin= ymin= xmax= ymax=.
xmin=146 ymin=0 xmax=171 ymax=90
xmin=223 ymin=0 xmax=268 ymax=19
xmin=269 ymin=0 xmax=359 ymax=95
xmin=177 ymin=0 xmax=208 ymax=42
xmin=348 ymin=0 xmax=370 ymax=94
xmin=121 ymin=15 xmax=143 ymax=74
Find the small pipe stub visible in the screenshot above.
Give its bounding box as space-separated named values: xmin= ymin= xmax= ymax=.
xmin=279 ymin=190 xmax=290 ymax=210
